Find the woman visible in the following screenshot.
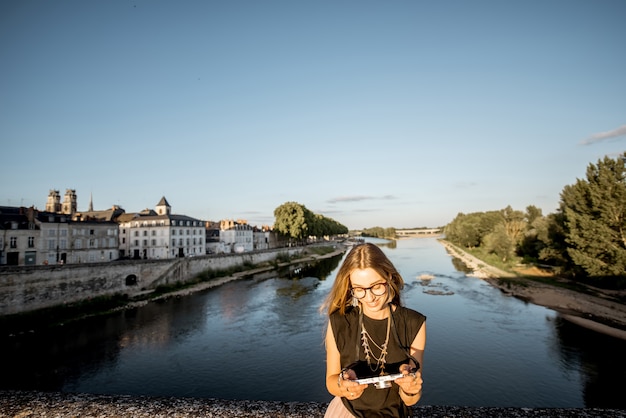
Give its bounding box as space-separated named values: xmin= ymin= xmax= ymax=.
xmin=321 ymin=243 xmax=426 ymax=418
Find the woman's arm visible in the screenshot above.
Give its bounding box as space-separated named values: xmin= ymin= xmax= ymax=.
xmin=325 ymin=320 xmax=367 ymax=400
xmin=397 ymin=322 xmax=426 ymax=406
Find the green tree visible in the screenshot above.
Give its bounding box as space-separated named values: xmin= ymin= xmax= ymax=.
xmin=273 ymin=202 xmax=348 ymax=242
xmin=273 ymin=202 xmax=309 ymax=242
xmin=444 ymin=213 xmax=482 ymax=248
xmin=560 ymin=153 xmax=626 ymax=280
xmin=445 ymin=211 xmax=502 ymax=248
xmin=525 ymin=205 xmax=543 ymax=225
xmin=538 ymin=212 xmax=569 ymax=269
xmin=483 ymin=223 xmax=514 ymax=262
xmin=501 ymin=205 xmax=526 ymax=247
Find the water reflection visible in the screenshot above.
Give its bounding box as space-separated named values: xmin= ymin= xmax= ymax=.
xmin=553 ymin=316 xmax=626 ymax=408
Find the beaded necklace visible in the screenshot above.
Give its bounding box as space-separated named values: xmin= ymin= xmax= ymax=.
xmin=360 ymin=306 xmax=391 ymax=374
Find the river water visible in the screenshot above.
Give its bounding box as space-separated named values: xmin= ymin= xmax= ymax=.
xmin=1 ymin=238 xmax=625 ymax=408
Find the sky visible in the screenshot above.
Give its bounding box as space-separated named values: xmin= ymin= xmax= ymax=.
xmin=1 ymin=0 xmax=625 ymax=230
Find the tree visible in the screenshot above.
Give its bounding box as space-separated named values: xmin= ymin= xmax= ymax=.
xmin=560 ymin=153 xmax=626 ymax=280
xmin=501 ymin=205 xmax=526 ymax=246
xmin=273 ymin=201 xmax=348 ymax=242
xmin=273 ymin=202 xmax=309 ymax=242
xmin=525 ymin=205 xmax=543 ymax=225
xmin=483 ymin=223 xmax=514 ymax=262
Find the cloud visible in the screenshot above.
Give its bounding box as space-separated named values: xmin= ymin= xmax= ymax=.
xmin=327 ymin=195 xmax=397 ymax=204
xmin=580 ymin=124 xmax=626 ymax=145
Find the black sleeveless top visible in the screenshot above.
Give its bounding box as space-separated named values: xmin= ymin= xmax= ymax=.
xmin=330 ymin=305 xmax=426 ymax=418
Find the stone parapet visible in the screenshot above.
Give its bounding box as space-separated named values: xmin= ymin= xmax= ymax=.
xmin=0 ymin=391 xmax=624 ymax=417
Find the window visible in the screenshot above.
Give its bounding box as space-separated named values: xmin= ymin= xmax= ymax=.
xmin=76 ymin=239 xmax=82 ymax=249
xmin=10 ymin=237 xmax=17 ymax=248
xmin=143 ymin=230 xmax=147 ymax=236
xmin=142 ymin=240 xmax=147 ymax=246
xmin=134 ymin=231 xmax=139 ymax=237
xmin=89 ymin=239 xmax=96 ymax=248
xmin=28 ymin=237 xmax=35 ymax=247
xmin=151 ymin=239 xmax=156 ymax=246
xmin=90 ymin=229 xmax=95 ymax=235
xmin=172 ymin=239 xmax=176 ymax=246
xmin=48 ymin=239 xmax=55 ymax=250
xmin=60 ymin=240 xmax=67 ymax=249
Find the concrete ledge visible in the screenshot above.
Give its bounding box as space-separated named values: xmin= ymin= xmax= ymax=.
xmin=1 ymin=391 xmax=625 ymax=417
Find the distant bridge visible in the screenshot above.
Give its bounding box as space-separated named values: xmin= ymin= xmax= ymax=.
xmin=396 ymin=228 xmax=443 ymax=237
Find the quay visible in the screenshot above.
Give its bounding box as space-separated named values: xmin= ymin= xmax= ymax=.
xmin=1 ymin=391 xmax=624 ymax=417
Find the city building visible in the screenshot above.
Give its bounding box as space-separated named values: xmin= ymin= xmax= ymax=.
xmin=219 ymin=219 xmax=253 ymax=253
xmin=0 ymin=206 xmax=39 ymax=265
xmin=37 ymin=211 xmax=119 ymax=264
xmin=117 ymin=197 xmax=205 ymax=259
xmin=0 ymin=206 xmax=119 ymax=265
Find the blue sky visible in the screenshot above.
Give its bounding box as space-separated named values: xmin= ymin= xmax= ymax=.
xmin=1 ymin=0 xmax=625 ymax=230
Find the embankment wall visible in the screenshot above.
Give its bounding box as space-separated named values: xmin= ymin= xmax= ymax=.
xmin=0 ymin=248 xmax=303 ymax=316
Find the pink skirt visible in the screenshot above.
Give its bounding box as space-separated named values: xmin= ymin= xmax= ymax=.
xmin=324 ymin=396 xmax=355 ymax=418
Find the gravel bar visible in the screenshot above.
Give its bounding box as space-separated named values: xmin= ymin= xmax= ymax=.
xmin=1 ymin=391 xmax=625 ymax=417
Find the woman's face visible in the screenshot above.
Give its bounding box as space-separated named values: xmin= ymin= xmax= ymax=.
xmin=349 ymin=267 xmax=389 ymax=319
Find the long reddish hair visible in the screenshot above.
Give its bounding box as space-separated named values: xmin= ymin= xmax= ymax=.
xmin=321 ymin=243 xmax=404 ymax=316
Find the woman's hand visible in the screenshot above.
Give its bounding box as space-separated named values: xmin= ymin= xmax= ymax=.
xmin=395 ymin=362 xmax=422 ymax=401
xmin=337 ymin=368 xmax=367 ymax=400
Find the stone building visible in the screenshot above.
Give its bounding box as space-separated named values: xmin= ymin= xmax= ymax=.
xmin=219 ymin=219 xmax=253 ymax=253
xmin=0 ymin=206 xmax=39 ymax=265
xmin=117 ymin=197 xmax=205 ymax=259
xmin=0 ymin=206 xmax=119 ymax=266
xmin=45 ymin=189 xmax=77 ymax=215
xmin=37 ymin=211 xmax=119 ymax=264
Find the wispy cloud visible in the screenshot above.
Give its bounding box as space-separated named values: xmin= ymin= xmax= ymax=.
xmin=327 ymin=195 xmax=397 ymax=204
xmin=580 ymin=124 xmax=626 ymax=145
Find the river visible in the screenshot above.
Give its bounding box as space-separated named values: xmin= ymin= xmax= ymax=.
xmin=1 ymin=237 xmax=625 ymax=408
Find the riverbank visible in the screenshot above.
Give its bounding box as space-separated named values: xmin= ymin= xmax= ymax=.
xmin=0 ymin=244 xmax=347 ymax=335
xmin=118 ymin=244 xmax=348 ymax=307
xmin=1 ymin=391 xmax=624 ymax=418
xmin=439 ymin=240 xmax=626 ymax=340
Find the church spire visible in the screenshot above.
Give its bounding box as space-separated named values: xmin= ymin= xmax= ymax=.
xmin=88 ymin=192 xmax=93 ymax=212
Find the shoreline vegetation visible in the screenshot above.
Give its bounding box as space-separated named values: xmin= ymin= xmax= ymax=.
xmin=439 ymin=239 xmax=626 ymax=340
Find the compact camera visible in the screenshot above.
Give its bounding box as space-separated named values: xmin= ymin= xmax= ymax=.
xmin=354 ymin=373 xmax=404 ymax=389
xmin=347 ymin=359 xmax=419 ymax=389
